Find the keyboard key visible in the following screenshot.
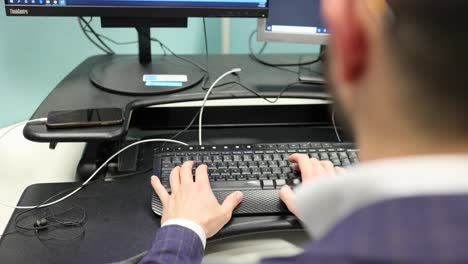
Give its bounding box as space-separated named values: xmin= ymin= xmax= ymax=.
xmin=218 ymin=162 xmax=228 ymax=169
xmin=310 ymin=153 xmax=319 ymax=159
xmin=248 ymin=161 xmax=258 ymax=168
xmin=276 ymin=179 xmax=286 ymax=188
xmin=273 ymin=154 xmax=282 ymax=161
xmin=268 ymin=161 xmax=278 ymax=167
xmin=331 ymin=158 xmax=342 ymax=166
xmin=262 ymin=180 xmax=275 ymax=190
xmin=227 ymin=175 xmax=237 ymax=181
xmin=238 ymin=175 xmax=247 ymax=181
xmin=228 ymin=162 xmax=238 ymax=168
xmin=253 ymin=155 xmax=262 ymax=161
xmin=210 ymin=181 xmax=261 ymax=191
xmin=248 ymin=175 xmax=258 ymax=180
xmin=216 ymin=175 xmax=226 ymax=181
xmin=259 ymin=161 xmax=269 ymax=168
xmin=252 ymin=168 xmax=261 ymax=175
xmin=263 ymin=155 xmax=273 ymax=161
xmin=238 ymin=162 xmax=248 ymax=168
xmin=277 ymin=144 xmax=288 ymax=149
xmin=319 ymin=153 xmax=329 ymax=160
xmin=339 ymin=152 xmax=348 ymax=159
xmin=241 ymin=169 xmax=251 ymax=175
xmin=243 ymin=155 xmax=253 ymax=162
xmin=278 ymin=161 xmax=288 ymax=167
xmin=230 ymin=168 xmax=241 ymax=175
xmin=233 ymin=155 xmax=242 ymax=162
xmin=272 ymin=167 xmax=282 ymax=174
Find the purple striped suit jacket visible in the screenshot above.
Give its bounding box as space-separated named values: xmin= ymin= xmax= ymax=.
xmin=140 ymin=195 xmax=468 ymax=264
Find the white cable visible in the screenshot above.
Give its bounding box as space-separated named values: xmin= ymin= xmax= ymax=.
xmin=0 ymin=138 xmax=188 ymax=210
xmin=199 ymin=68 xmax=242 ymax=145
xmin=332 ymin=107 xmax=342 ymax=142
xmin=0 ymin=118 xmax=48 ymax=143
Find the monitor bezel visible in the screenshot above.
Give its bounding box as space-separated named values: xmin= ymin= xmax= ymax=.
xmin=4 ymin=5 xmax=268 ymax=17
xmin=257 ymin=18 xmax=329 ymax=45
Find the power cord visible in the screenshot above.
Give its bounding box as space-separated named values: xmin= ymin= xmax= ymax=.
xmin=199 ymin=68 xmax=242 ymax=145
xmin=332 ymin=106 xmax=342 ymax=142
xmin=248 ymin=30 xmax=325 ymax=67
xmin=78 ymin=17 xmax=115 ymax=55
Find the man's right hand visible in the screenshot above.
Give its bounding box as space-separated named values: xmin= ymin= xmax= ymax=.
xmin=279 ymin=154 xmax=345 ymax=219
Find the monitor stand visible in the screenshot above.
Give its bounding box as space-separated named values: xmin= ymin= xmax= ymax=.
xmin=89 ymin=18 xmax=205 ymax=96
xmin=299 ymin=45 xmax=327 ymax=85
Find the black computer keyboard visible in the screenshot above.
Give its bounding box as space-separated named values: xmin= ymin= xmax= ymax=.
xmin=151 ymin=142 xmax=359 ymax=216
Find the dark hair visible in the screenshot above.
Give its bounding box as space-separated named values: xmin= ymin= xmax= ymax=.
xmin=386 ymin=1 xmax=468 ymax=137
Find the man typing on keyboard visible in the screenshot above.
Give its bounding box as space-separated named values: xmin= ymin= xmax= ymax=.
xmin=140 ymin=0 xmax=468 ymax=263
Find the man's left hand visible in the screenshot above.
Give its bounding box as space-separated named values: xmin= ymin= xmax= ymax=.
xmin=151 ymin=161 xmax=244 ymax=238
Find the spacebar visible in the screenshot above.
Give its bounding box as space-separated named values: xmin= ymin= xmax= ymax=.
xmin=209 ymin=181 xmax=262 ymax=191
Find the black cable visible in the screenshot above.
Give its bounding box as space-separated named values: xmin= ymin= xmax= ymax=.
xmin=248 ymin=30 xmax=324 ymax=67
xmin=201 ymin=17 xmax=212 ymax=89
xmin=83 ymin=28 xmax=168 ymax=56
xmin=78 ymin=17 xmax=115 ymax=55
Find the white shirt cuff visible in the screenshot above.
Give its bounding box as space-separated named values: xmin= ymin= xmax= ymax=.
xmin=162 ymin=219 xmax=207 ymax=249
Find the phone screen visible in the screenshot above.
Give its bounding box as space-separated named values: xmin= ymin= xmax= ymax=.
xmin=47 ymin=108 xmax=123 ymax=128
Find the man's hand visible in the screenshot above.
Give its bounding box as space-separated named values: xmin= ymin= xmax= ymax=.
xmin=151 ymin=161 xmax=244 ymax=238
xmin=279 ymin=154 xmax=345 ymax=219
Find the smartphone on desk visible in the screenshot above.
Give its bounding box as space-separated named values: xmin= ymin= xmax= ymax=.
xmin=46 ymin=108 xmax=123 ymax=129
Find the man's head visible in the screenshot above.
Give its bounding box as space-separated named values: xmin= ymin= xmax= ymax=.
xmin=321 ymin=0 xmax=468 ymax=160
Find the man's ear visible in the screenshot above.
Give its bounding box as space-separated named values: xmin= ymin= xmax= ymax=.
xmin=322 ymin=0 xmax=369 ymax=83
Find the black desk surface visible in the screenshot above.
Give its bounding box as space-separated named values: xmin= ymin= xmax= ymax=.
xmin=1 ymin=54 xmax=339 ymax=263
xmin=24 ymin=54 xmax=328 ymax=143
xmin=0 ymin=125 xmax=345 ymax=264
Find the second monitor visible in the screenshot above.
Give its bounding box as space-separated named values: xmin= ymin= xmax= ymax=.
xmin=257 ymin=0 xmax=328 ymax=45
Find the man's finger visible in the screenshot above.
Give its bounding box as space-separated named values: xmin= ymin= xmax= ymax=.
xmin=335 ymin=167 xmax=346 ymax=174
xmin=195 ymin=164 xmax=210 ymax=187
xmin=180 ymin=161 xmax=195 ymax=185
xmin=288 ymin=154 xmax=315 ymax=177
xmin=221 ymin=191 xmax=243 ymax=215
xmin=151 ymin=176 xmax=170 ymax=207
xmin=320 ymin=160 xmax=335 ymax=175
xmin=279 ymin=185 xmax=302 ymax=220
xmin=170 ymin=166 xmax=181 ymax=193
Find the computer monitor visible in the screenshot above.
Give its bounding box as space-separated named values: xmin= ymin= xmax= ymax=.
xmin=4 ymin=0 xmax=268 ymax=95
xmin=257 ymin=0 xmax=327 ymax=44
xmin=257 ymin=0 xmax=326 ymax=83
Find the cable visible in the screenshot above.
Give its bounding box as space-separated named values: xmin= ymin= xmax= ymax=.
xmin=332 ymin=107 xmax=342 ymax=142
xmin=199 ymin=69 xmax=242 ymax=145
xmin=0 ymin=118 xmax=48 ymax=143
xmin=78 ymin=17 xmax=115 ymax=55
xmin=201 ymin=18 xmax=212 ymax=89
xmin=0 ymin=139 xmax=188 ymax=210
xmin=248 ymin=30 xmax=324 ymax=67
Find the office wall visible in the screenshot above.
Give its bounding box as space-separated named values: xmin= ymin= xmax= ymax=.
xmin=0 ymin=4 xmax=221 ymax=127
xmin=0 ymin=11 xmax=319 ymax=128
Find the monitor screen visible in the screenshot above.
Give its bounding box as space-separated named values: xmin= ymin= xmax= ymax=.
xmin=257 ymin=0 xmax=328 ymax=44
xmin=5 ymin=0 xmax=268 ymax=17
